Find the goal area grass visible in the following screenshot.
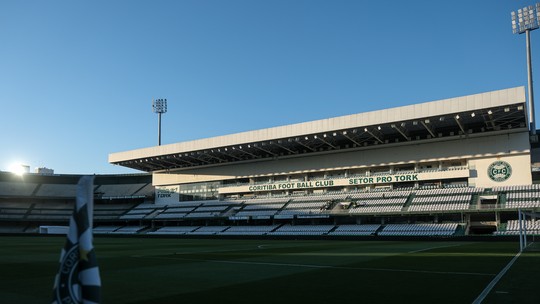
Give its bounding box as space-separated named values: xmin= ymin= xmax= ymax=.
xmin=0 ymin=236 xmax=538 ymax=303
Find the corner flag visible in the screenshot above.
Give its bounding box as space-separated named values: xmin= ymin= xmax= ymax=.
xmin=52 ymin=176 xmax=101 ymax=304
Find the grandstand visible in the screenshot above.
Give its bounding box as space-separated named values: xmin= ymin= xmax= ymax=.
xmin=1 ymin=87 xmax=540 ymax=237
xmin=0 ymin=172 xmax=152 ymax=233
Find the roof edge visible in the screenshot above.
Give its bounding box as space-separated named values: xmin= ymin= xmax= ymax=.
xmin=109 ymin=86 xmax=526 ymax=163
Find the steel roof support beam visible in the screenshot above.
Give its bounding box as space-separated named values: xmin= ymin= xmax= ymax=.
xmin=202 ymin=153 xmax=227 ymax=162
xmin=158 ymin=159 xmax=182 ymax=167
xmin=144 ymin=159 xmax=165 ymax=168
xmin=295 ymin=139 xmax=317 ymax=152
xmin=342 ymin=132 xmax=361 ymax=146
xmin=235 ymin=147 xmax=259 ymax=158
xmin=420 ymin=120 xmax=436 ymax=138
xmin=168 ymin=154 xmax=198 ymax=166
xmin=140 ymin=161 xmax=164 ymax=171
xmin=484 ymin=111 xmax=497 ymax=130
xmin=454 ymin=115 xmax=467 ymax=135
xmin=391 ymin=124 xmax=410 ymax=141
xmin=216 ymin=151 xmax=243 ymax=161
xmin=363 ymin=128 xmax=384 ymax=144
xmin=490 ymin=109 xmax=524 ymax=124
xmin=316 ymin=135 xmax=338 ymax=149
xmin=252 ymin=144 xmax=278 ymax=157
xmin=185 ymin=155 xmax=211 ymax=164
xmin=140 ymin=165 xmax=158 ymax=171
xmin=275 ymin=141 xmax=297 ymax=154
xmin=175 ymin=157 xmax=197 ymax=166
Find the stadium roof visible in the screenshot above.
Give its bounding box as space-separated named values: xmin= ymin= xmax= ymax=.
xmin=110 ymin=87 xmax=528 ymax=172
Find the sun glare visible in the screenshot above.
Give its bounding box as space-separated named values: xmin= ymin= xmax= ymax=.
xmin=8 ymin=163 xmax=27 ymax=176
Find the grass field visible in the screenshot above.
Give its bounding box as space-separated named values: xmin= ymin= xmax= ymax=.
xmin=0 ymin=236 xmax=539 ymax=303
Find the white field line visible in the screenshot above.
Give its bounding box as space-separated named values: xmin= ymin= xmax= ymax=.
xmin=472 ymin=251 xmax=522 ymax=304
xmin=167 ymin=243 xmax=315 ymax=255
xmin=407 ymin=243 xmax=468 ymax=254
xmin=134 ymin=255 xmax=495 ymax=277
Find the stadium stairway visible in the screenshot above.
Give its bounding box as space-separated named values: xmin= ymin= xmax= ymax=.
xmin=454 ymin=224 xmax=467 ymax=236
xmin=374 ymin=225 xmax=385 ymax=235
xmin=120 ymin=204 xmax=139 ymax=218
xmin=231 ymin=204 xmax=246 ymax=216
xmin=278 ymin=199 xmax=293 ymax=212
xmin=400 ymin=193 xmax=416 ymax=212
xmin=30 ymin=184 xmax=42 ymax=196
xmin=493 ymin=222 xmax=506 ymax=235
xmin=468 ymin=193 xmax=480 ymax=209
xmin=145 ymin=209 xmax=162 ymax=219
xmin=24 ymin=224 xmax=38 ymax=233
xmin=498 ymin=192 xmax=507 ymax=208
xmin=330 ymin=200 xmax=350 ymax=212
xmin=327 ymin=225 xmax=339 ymax=234
xmin=220 ymin=205 xmax=238 ymax=217
xmin=23 ymin=203 xmax=36 ymax=220
xmin=269 ymin=223 xmax=284 ymax=233
xmin=138 ymin=226 xmax=157 ymax=234
xmin=324 ymin=200 xmax=340 ymax=211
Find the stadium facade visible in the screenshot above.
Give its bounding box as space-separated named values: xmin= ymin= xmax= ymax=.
xmin=110 ymin=86 xmax=536 ymax=196
xmin=104 ymin=87 xmax=540 ymax=236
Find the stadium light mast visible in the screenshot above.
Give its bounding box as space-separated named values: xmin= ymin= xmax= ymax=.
xmin=152 ymin=98 xmax=167 ymax=146
xmin=511 ymin=4 xmax=540 ymax=136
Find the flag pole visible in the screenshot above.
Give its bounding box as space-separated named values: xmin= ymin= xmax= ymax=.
xmin=52 ymin=176 xmax=101 ymax=304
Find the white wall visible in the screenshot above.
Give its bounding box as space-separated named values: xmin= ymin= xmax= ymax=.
xmin=469 ymin=154 xmax=532 ymax=187
xmin=153 ymin=131 xmax=532 ymax=187
xmin=154 ymin=185 xmax=180 ymax=204
xmin=39 ymin=226 xmax=69 ymax=234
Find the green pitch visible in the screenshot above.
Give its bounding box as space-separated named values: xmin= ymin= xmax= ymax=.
xmin=0 ymin=236 xmax=538 ymax=303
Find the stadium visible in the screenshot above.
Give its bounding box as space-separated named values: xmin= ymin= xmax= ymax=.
xmin=2 ymin=87 xmax=538 ymax=237
xmin=2 ymin=86 xmax=540 ymax=303
xmin=104 ymin=86 xmax=539 ymax=238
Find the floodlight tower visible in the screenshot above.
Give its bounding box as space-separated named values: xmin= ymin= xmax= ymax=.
xmin=511 ymin=4 xmax=540 ymax=136
xmin=152 ymin=98 xmax=167 ymax=146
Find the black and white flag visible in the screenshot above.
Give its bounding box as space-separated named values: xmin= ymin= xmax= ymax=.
xmin=52 ymin=176 xmax=101 ymax=304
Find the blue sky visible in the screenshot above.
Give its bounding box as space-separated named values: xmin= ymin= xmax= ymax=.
xmin=0 ymin=0 xmax=538 ymax=174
